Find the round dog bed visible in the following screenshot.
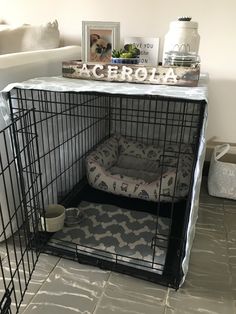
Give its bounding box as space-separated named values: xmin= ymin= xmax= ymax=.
xmin=85 ymin=135 xmax=193 ymax=202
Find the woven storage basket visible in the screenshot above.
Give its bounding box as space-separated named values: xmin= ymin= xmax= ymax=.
xmin=208 ymin=144 xmax=236 ymax=200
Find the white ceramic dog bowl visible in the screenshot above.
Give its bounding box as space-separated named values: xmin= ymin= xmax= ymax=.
xmin=41 ymin=204 xmax=65 ymax=232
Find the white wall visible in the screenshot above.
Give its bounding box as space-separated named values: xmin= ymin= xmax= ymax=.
xmin=1 ymin=0 xmax=236 ymax=159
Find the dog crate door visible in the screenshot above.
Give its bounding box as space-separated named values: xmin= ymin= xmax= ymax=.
xmin=0 ymin=109 xmax=44 ymax=314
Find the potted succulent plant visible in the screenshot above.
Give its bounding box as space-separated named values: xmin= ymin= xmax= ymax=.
xmin=112 ymin=44 xmax=140 ymax=64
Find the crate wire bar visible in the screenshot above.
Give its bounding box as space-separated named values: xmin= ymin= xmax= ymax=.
xmin=6 ymin=88 xmax=206 ymax=289
xmin=0 ymin=109 xmax=44 ymax=313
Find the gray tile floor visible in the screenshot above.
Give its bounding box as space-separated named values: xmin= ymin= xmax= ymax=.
xmin=1 ymin=177 xmax=236 ymax=314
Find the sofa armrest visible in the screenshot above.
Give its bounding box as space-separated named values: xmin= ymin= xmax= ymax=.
xmin=0 ymin=45 xmax=81 ymax=90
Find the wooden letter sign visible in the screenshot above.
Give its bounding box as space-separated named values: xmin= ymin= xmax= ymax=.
xmin=62 ymin=61 xmax=200 ymax=87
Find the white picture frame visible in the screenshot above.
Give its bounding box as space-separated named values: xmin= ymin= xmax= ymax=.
xmin=82 ymin=21 xmax=120 ymax=62
xmin=124 ymin=37 xmax=160 ymax=66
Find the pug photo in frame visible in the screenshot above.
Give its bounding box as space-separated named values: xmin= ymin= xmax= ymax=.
xmin=82 ymin=21 xmax=120 ymax=63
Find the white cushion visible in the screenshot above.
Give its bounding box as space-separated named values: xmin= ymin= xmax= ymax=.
xmin=0 ymin=45 xmax=81 ymax=90
xmin=0 ymin=24 xmax=9 ymax=31
xmin=0 ymin=20 xmax=60 ymax=54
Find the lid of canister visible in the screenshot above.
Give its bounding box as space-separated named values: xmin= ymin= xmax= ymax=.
xmin=170 ymin=16 xmax=198 ymax=29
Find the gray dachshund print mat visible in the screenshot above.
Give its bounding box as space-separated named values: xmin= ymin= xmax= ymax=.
xmin=51 ymin=201 xmax=170 ymax=274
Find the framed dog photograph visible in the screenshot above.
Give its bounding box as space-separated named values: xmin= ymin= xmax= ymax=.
xmin=82 ymin=21 xmax=120 ymax=62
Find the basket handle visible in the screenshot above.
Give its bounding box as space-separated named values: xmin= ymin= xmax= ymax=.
xmin=214 ymin=144 xmax=230 ymax=161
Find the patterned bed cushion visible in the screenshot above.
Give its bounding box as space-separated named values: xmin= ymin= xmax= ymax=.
xmin=117 ymin=154 xmax=160 ymax=173
xmin=119 ymin=136 xmax=163 ymax=161
xmin=87 ymin=136 xmax=119 ymax=169
xmin=109 ymin=165 xmax=163 ymax=183
xmin=86 ymin=135 xmax=193 ymax=202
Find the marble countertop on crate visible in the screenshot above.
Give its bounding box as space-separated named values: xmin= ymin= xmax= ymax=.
xmin=1 ymin=73 xmax=208 ymax=102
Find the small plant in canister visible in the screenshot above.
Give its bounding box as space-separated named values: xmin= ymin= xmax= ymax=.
xmin=112 ymin=44 xmax=140 ymax=64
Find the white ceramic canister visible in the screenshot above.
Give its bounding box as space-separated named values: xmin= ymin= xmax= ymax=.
xmin=162 ymin=17 xmax=200 ymax=64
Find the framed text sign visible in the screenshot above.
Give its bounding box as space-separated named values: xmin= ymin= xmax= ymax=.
xmin=124 ymin=37 xmax=160 ymax=66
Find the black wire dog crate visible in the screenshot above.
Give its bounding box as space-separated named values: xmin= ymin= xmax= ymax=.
xmin=0 ymin=87 xmax=206 ymax=312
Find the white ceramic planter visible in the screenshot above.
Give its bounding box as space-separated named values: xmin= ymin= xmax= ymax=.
xmin=111 ymin=57 xmax=140 ymax=64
